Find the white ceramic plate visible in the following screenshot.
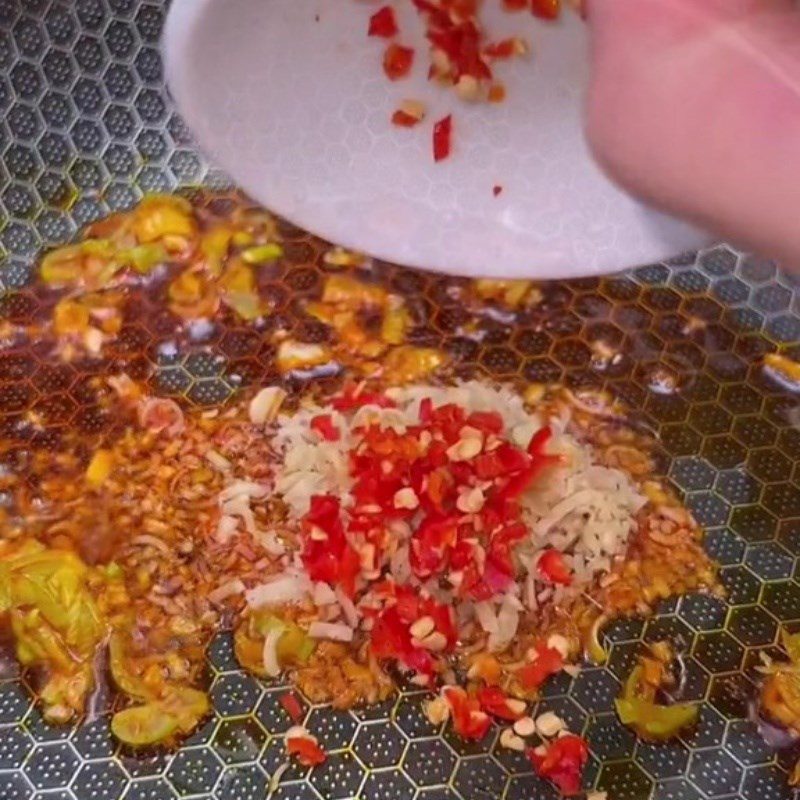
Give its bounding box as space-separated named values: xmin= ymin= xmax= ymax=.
xmin=163 ymin=0 xmax=709 ymax=278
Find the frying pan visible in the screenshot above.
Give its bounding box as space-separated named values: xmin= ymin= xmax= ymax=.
xmin=0 ymin=3 xmax=799 ymax=800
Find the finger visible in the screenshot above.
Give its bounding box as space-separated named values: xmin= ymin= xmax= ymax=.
xmin=587 ymin=0 xmax=794 ymax=42
xmin=584 ymin=0 xmax=800 ymax=266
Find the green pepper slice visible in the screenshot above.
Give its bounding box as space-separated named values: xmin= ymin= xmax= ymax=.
xmin=111 ymin=687 xmax=210 ymax=747
xmin=258 ymin=615 xmax=316 ymax=666
xmin=112 ymin=704 xmax=180 ymax=746
xmin=615 ymin=666 xmax=698 ymax=741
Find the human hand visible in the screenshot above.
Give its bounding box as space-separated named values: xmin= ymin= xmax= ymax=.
xmin=585 ymin=0 xmax=800 ymax=266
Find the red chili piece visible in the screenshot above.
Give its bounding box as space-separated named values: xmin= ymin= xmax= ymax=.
xmin=414 ymin=0 xmax=491 ymax=82
xmin=332 ymin=384 xmax=396 ymax=411
xmin=300 ymin=495 xmax=361 ymax=597
xmin=383 ymin=43 xmax=414 ymax=80
xmin=483 ymin=39 xmax=516 ymax=59
xmin=433 ymin=114 xmax=452 ymax=162
xmin=279 ymin=692 xmax=304 ymax=723
xmin=538 ymin=549 xmax=573 ymax=586
xmin=411 ymin=0 xmax=452 ymax=29
xmin=527 ymin=425 xmax=557 ymax=458
xmin=286 ymin=737 xmax=327 ymax=767
xmin=488 ymin=83 xmax=507 ymax=103
xmin=527 ymin=734 xmax=589 ymax=796
xmin=443 ymin=686 xmax=492 ymax=740
xmin=368 ymin=5 xmax=398 ymax=38
xmin=466 ymin=410 xmax=504 ymax=434
xmin=371 ymin=585 xmax=457 ymax=675
xmin=477 ymin=686 xmax=524 ymax=720
xmin=315 ymin=391 xmax=562 ymax=692
xmin=392 ymin=109 xmax=422 ymax=127
xmin=531 ymin=0 xmax=561 ymax=19
xmin=516 ymin=643 xmax=564 ymax=689
xmin=310 ymin=414 xmax=340 ymax=442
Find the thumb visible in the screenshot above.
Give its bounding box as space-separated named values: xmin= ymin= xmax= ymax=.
xmin=585 ymin=0 xmax=800 ymax=266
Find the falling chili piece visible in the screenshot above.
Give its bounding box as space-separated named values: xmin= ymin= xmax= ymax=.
xmin=531 ymin=0 xmax=561 ymax=19
xmin=368 ymin=5 xmax=398 ymax=38
xmin=383 ymin=43 xmax=415 ymax=80
xmin=483 ymin=38 xmax=526 ymax=59
xmin=433 ymin=115 xmax=453 ymax=162
xmin=392 ymin=110 xmax=421 ymax=127
xmin=392 ymin=100 xmax=426 ymax=128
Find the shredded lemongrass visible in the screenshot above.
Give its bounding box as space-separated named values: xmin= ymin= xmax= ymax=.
xmin=268 ymin=762 xmax=290 ymax=797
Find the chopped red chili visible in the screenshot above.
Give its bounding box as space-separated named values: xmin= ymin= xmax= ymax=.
xmin=477 ymin=686 xmax=524 ymax=720
xmin=486 ymin=522 xmax=527 ymax=581
xmin=488 ymin=83 xmax=507 ymax=103
xmin=286 ymin=736 xmax=327 ymax=767
xmin=312 ymin=395 xmax=560 ymax=683
xmin=279 ymin=692 xmax=304 ymax=723
xmin=422 ymin=468 xmax=452 ymax=512
xmin=410 ymin=513 xmax=459 ymax=577
xmin=332 ymin=384 xmax=396 ymax=411
xmin=465 ymin=410 xmax=504 ymax=434
xmin=371 ymin=585 xmax=456 ymax=674
xmin=411 ymin=0 xmax=452 ymax=30
xmin=392 ymin=109 xmax=422 ymax=128
xmin=368 ymin=5 xmax=398 ymax=38
xmin=428 ymin=402 xmax=466 ymax=440
xmin=418 ymin=397 xmax=433 ymax=423
xmin=538 ymin=549 xmax=573 ymax=586
xmin=443 ymin=686 xmax=492 ymax=740
xmin=531 ymin=0 xmax=561 ymax=20
xmin=516 ymin=643 xmax=564 ymax=689
xmin=474 ymin=443 xmax=528 ymax=480
xmin=361 ymin=0 xmax=580 ymax=164
xmin=527 ymin=734 xmax=589 ymax=796
xmin=371 ymin=605 xmax=435 ymax=675
xmin=433 ymin=114 xmax=453 ymax=162
xmin=483 ymin=39 xmax=517 ymax=59
xmin=527 ymin=425 xmax=561 ymax=477
xmin=300 ymin=495 xmax=361 ymax=597
xmin=310 ymin=414 xmax=340 ymax=442
xmin=383 ymin=43 xmax=414 ymax=80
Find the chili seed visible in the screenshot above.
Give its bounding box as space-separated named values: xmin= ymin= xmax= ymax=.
xmin=513 ymin=716 xmax=536 ymax=737
xmin=409 ymin=615 xmax=436 ymax=640
xmin=535 ymin=711 xmax=565 ymax=738
xmin=500 ymin=728 xmax=526 ymax=751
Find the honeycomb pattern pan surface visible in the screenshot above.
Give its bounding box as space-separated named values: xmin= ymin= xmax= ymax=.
xmin=0 ymin=3 xmax=800 ymax=800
